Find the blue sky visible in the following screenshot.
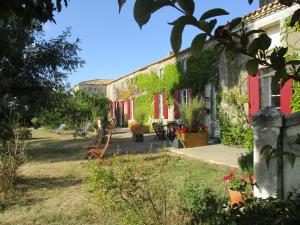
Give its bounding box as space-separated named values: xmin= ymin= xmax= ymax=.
xmin=44 ymin=1 xmax=259 ymax=86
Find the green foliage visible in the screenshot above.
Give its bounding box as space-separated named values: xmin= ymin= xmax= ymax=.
xmin=292 ymin=81 xmax=300 ymax=112
xmin=238 ymin=151 xmax=254 ymax=173
xmin=0 ymin=0 xmax=69 ymax=25
xmin=133 ymin=51 xmax=218 ymax=122
xmin=260 ymin=145 xmax=296 ymax=169
xmin=225 ymin=194 xmax=300 ymax=225
xmin=39 ymin=90 xmax=110 ymax=129
xmin=179 ymin=97 xmax=204 ymax=132
xmin=219 ymin=116 xmax=253 ymax=149
xmin=0 ymin=139 xmax=26 ymax=197
xmin=183 ymin=186 xmax=223 ymax=225
xmin=134 ymin=94 xmax=153 ymax=125
xmin=13 ymin=128 xmax=32 ymax=140
xmin=181 ymin=50 xmax=219 ymax=95
xmin=85 ymin=153 xmax=184 ymax=225
xmin=218 ymin=88 xmax=253 ymax=150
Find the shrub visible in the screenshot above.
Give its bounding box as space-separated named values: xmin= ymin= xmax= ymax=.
xmin=85 ymin=153 xmax=184 ymax=225
xmin=13 ymin=128 xmax=32 ymax=140
xmin=179 ymin=97 xmax=205 ymax=132
xmin=238 ymin=151 xmax=254 ymax=173
xmin=225 ymin=194 xmax=300 ymax=225
xmin=0 ymin=139 xmax=26 ymax=197
xmin=183 ymin=186 xmax=224 ymax=225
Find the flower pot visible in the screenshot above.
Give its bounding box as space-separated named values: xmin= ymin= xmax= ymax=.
xmin=176 ymin=132 xmax=208 ymax=148
xmin=132 ymin=133 xmax=144 ymax=142
xmin=228 ymin=189 xmax=245 ymax=207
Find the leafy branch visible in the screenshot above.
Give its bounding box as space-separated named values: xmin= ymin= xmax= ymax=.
xmin=119 ymin=0 xmax=300 ymax=85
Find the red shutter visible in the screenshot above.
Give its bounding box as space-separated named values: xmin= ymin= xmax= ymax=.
xmin=133 ymin=97 xmax=135 ymax=119
xmin=154 ymin=94 xmax=159 ymax=119
xmin=248 ymin=74 xmax=260 ymax=123
xmin=163 ymin=93 xmax=168 ymax=119
xmin=187 ymin=88 xmax=192 ymax=102
xmin=174 ymin=89 xmax=180 ymax=119
xmin=280 ymin=79 xmax=292 ymax=115
xmin=121 ymin=101 xmax=125 ymax=119
xmin=127 ymin=100 xmax=131 ymax=119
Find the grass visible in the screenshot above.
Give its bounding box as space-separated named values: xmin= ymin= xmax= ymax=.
xmin=0 ymin=128 xmax=239 ymax=225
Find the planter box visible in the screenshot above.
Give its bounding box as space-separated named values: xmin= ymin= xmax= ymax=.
xmin=135 ymin=126 xmax=151 ymax=134
xmin=132 ymin=133 xmax=144 ymax=142
xmin=176 ymin=132 xmax=208 ymax=148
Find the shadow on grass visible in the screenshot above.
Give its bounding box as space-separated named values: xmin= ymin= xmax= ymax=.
xmin=18 ymin=176 xmax=83 ymax=192
xmin=26 ymin=133 xmax=168 ymax=163
xmin=0 ymin=197 xmax=47 ymax=213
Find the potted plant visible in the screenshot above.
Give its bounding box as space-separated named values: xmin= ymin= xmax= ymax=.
xmin=223 ymin=173 xmax=250 ymax=207
xmin=177 ymin=97 xmax=208 ymax=148
xmin=134 ymin=111 xmax=151 ymax=133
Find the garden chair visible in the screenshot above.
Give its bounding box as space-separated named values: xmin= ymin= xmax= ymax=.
xmin=52 ymin=123 xmax=66 ymax=134
xmin=84 ymin=128 xmax=104 ymax=150
xmin=73 ymin=122 xmax=92 ymax=138
xmin=86 ymin=127 xmax=113 ymax=160
xmin=152 ymin=122 xmax=166 ymax=140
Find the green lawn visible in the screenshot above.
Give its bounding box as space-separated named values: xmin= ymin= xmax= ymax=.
xmin=0 ymin=128 xmax=239 ymax=225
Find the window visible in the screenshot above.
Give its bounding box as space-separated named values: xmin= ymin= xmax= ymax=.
xmin=259 ymin=69 xmax=280 ymax=109
xmin=271 ymin=79 xmax=281 ymax=109
xmin=158 ymin=94 xmax=164 ymax=119
xmin=181 ymin=59 xmax=187 ymax=72
xmin=159 ymin=68 xmax=164 ymax=78
xmin=181 ymin=89 xmax=188 ymax=106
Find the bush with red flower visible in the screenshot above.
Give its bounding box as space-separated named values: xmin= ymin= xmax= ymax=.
xmin=223 ymin=173 xmax=248 ymax=192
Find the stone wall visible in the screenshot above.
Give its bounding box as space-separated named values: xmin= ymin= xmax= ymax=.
xmin=253 ymin=107 xmax=300 ymax=199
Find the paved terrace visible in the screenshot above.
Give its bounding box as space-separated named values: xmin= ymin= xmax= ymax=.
xmin=107 ymin=128 xmax=246 ymax=168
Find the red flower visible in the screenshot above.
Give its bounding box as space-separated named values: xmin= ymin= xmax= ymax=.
xmin=181 ymin=127 xmax=188 ymax=133
xmin=223 ymin=173 xmax=234 ymax=182
xmin=241 ymin=177 xmax=247 ymax=183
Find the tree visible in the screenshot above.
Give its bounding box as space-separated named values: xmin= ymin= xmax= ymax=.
xmin=0 ymin=20 xmax=83 ymax=141
xmin=0 ymin=0 xmax=69 ymax=25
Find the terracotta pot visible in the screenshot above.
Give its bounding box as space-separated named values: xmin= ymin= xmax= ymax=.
xmin=176 ymin=132 xmax=208 ymax=148
xmin=249 ymin=172 xmax=254 ymax=188
xmin=228 ymin=189 xmax=245 ymax=207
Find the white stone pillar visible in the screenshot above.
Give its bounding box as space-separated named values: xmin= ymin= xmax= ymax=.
xmin=252 ymin=107 xmax=283 ymax=199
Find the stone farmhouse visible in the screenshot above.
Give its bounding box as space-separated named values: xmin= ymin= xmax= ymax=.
xmin=79 ymin=1 xmax=300 ymax=140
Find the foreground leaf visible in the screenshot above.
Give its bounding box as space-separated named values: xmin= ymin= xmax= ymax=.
xmin=200 ymin=8 xmax=229 ymax=21
xmin=177 ymin=0 xmax=195 ymax=15
xmin=191 ymin=34 xmax=207 ymax=57
xmin=246 ymin=59 xmax=259 ymax=75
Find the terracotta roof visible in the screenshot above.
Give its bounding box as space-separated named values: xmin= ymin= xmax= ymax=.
xmin=78 ymin=79 xmax=114 ymax=86
xmin=242 ymin=0 xmax=287 ymax=23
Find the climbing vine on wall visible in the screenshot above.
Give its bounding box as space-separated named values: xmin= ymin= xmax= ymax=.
xmin=133 ymin=50 xmax=219 ymax=124
xmin=293 ymin=82 xmax=300 ymax=112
